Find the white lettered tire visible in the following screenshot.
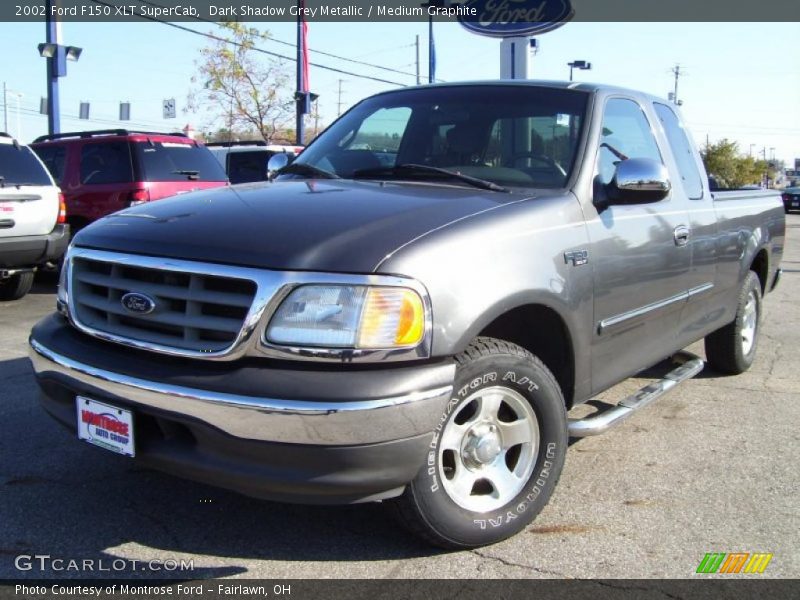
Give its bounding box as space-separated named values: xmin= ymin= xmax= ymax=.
xmin=394 ymin=337 xmax=567 ymax=548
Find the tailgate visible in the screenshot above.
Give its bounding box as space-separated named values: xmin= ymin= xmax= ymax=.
xmin=0 ymin=186 xmax=59 ymax=238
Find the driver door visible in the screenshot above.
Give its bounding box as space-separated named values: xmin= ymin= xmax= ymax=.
xmin=585 ymin=97 xmax=692 ymax=393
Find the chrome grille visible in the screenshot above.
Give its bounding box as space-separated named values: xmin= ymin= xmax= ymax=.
xmin=71 ymin=256 xmax=257 ymax=353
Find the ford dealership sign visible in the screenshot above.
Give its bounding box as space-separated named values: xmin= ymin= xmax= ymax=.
xmin=458 ymin=0 xmax=574 ymax=38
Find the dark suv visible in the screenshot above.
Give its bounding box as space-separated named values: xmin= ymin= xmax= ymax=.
xmin=32 ymin=130 xmax=228 ymax=232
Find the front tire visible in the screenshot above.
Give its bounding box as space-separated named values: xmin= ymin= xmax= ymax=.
xmin=0 ymin=271 xmax=35 ymax=301
xmin=704 ymin=271 xmax=762 ymax=374
xmin=394 ymin=337 xmax=567 ymax=548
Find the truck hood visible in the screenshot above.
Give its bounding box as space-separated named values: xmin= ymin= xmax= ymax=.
xmin=74 ymin=180 xmax=525 ymax=273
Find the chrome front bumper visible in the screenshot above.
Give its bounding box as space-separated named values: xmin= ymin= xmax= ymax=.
xmin=29 ymin=338 xmax=453 ymax=446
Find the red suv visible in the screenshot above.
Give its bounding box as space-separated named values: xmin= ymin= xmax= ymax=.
xmin=31 ymin=130 xmax=228 ymax=232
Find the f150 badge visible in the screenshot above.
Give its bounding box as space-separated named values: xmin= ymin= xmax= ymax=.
xmin=564 ymin=250 xmax=589 ymax=266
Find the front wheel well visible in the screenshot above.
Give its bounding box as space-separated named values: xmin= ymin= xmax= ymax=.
xmin=478 ymin=304 xmax=575 ymax=407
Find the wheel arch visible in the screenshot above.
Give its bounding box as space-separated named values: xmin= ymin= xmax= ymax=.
xmin=749 ymin=248 xmax=769 ymax=295
xmin=467 ymin=302 xmax=577 ymax=408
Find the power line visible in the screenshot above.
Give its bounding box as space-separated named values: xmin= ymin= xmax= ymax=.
xmin=90 ymin=0 xmax=408 ymax=87
xmin=134 ymin=0 xmax=426 ymax=81
xmin=15 ymin=104 xmax=180 ymax=131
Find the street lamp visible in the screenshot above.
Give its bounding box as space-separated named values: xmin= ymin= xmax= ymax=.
xmin=38 ymin=4 xmax=83 ymax=135
xmin=567 ymin=60 xmax=591 ymax=81
xmin=420 ymin=0 xmax=447 ymax=83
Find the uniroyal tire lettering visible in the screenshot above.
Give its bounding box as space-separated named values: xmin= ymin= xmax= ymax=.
xmin=427 ymin=450 xmax=439 ymax=491
xmin=475 ymin=442 xmax=560 ymax=527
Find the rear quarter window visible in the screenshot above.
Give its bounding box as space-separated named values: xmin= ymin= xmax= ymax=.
xmin=653 ymin=102 xmax=704 ymax=199
xmin=135 ymin=142 xmax=228 ymax=182
xmin=80 ymin=142 xmax=134 ymax=185
xmin=32 ymin=144 xmax=67 ymax=185
xmin=0 ymin=145 xmax=53 ymax=186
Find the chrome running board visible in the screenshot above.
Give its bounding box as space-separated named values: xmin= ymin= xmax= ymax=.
xmin=568 ymin=351 xmax=704 ymax=438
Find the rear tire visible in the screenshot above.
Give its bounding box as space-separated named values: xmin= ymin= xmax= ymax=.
xmin=0 ymin=271 xmax=35 ymax=301
xmin=393 ymin=337 xmax=567 ymax=549
xmin=704 ymin=271 xmax=762 ymax=374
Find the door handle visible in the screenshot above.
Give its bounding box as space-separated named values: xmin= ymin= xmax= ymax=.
xmin=673 ymin=225 xmax=690 ymax=247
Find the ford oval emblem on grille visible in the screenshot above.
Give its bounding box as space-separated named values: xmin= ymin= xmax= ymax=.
xmin=121 ymin=292 xmax=156 ymax=315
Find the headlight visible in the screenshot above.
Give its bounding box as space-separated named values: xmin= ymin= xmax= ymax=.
xmin=266 ymin=285 xmax=426 ymax=349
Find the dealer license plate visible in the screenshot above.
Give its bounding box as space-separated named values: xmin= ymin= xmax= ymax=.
xmin=76 ymin=396 xmax=135 ymax=457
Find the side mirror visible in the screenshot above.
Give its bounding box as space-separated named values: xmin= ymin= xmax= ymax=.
xmin=267 ymin=153 xmax=291 ymax=181
xmin=610 ymin=158 xmax=671 ymax=204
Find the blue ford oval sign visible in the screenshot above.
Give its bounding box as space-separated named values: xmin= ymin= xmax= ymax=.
xmin=121 ymin=292 xmax=156 ymax=315
xmin=458 ymin=0 xmax=574 ymax=38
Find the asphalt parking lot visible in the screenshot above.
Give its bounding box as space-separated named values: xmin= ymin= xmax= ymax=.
xmin=1 ymin=215 xmax=798 ymax=580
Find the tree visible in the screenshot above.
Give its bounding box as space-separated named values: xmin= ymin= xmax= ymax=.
xmin=187 ymin=23 xmax=294 ymax=143
xmin=700 ymin=139 xmax=765 ymax=188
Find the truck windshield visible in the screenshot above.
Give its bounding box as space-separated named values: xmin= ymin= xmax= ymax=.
xmin=287 ymin=85 xmax=588 ymax=189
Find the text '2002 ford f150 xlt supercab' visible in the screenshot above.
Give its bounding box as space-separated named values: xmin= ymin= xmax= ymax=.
xmin=29 ymin=82 xmax=784 ymax=548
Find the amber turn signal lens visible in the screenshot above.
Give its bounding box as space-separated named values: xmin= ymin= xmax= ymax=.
xmin=358 ymin=287 xmax=425 ymax=348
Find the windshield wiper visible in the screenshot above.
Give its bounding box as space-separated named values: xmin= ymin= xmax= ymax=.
xmin=172 ymin=169 xmax=200 ymax=180
xmin=277 ymin=162 xmax=339 ymax=179
xmin=352 ymin=163 xmax=508 ymax=193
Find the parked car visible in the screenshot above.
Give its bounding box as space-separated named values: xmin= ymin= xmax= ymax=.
xmin=29 ymin=82 xmax=784 ymax=548
xmin=31 ymin=129 xmax=228 ymax=233
xmin=0 ymin=132 xmax=69 ymax=300
xmin=782 ymin=186 xmax=800 ymax=213
xmin=206 ymin=141 xmax=303 ymax=184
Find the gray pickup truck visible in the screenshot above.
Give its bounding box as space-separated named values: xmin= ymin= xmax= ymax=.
xmin=29 ymin=82 xmax=784 ymax=548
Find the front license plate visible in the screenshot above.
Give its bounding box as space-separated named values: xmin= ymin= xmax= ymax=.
xmin=76 ymin=396 xmax=135 ymax=457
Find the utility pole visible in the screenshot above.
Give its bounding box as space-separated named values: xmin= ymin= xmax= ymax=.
xmin=337 ymin=79 xmax=344 ymax=116
xmin=670 ymin=64 xmax=683 ymax=106
xmin=2 ymin=82 xmax=7 ymax=133
xmin=428 ymin=15 xmax=435 ymax=83
xmin=415 ymin=35 xmax=420 ymax=85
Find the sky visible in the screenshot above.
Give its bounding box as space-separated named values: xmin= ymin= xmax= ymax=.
xmin=0 ymin=19 xmax=798 ymax=164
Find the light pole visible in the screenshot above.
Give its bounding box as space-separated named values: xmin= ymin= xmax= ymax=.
xmin=294 ymin=0 xmax=317 ymax=145
xmin=39 ymin=1 xmax=82 ymax=135
xmin=420 ymin=0 xmax=446 ymax=83
xmin=567 ymin=60 xmax=591 ymax=81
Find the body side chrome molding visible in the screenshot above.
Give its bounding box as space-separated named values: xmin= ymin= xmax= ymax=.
xmin=29 ymin=338 xmax=452 ymax=446
xmin=597 ymin=283 xmax=714 ymax=335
